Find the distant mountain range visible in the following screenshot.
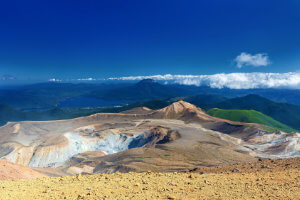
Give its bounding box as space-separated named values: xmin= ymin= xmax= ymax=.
xmin=0 ymin=93 xmax=299 ymax=132
xmin=0 ymin=79 xmax=299 ymax=131
xmin=95 ymin=79 xmax=300 ymax=105
xmin=96 ymin=79 xmax=190 ymax=101
xmin=0 ymin=79 xmax=300 ymax=110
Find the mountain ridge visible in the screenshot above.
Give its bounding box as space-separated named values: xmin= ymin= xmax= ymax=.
xmin=207 ymin=108 xmax=295 ymax=133
xmin=212 ymin=94 xmax=300 ymax=131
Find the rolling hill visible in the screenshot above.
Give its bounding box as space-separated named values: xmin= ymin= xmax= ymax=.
xmin=211 ymin=94 xmax=300 ymax=131
xmin=207 ymin=108 xmax=295 ymax=133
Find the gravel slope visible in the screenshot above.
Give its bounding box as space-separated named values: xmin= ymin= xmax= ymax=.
xmin=0 ymin=158 xmax=299 ymax=200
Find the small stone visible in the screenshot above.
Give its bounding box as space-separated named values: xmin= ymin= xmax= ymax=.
xmin=168 ymin=182 xmax=177 ymax=186
xmin=189 ymin=168 xmax=198 ymax=172
xmin=188 ymin=174 xmax=194 ymax=179
xmin=167 ymin=195 xmax=175 ymax=199
xmin=231 ymin=168 xmax=239 ymax=172
xmin=76 ymin=174 xmax=82 ymax=180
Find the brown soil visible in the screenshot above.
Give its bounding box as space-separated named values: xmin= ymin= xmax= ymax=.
xmin=0 ymin=160 xmax=46 ymax=180
xmin=0 ymin=158 xmax=299 ymax=200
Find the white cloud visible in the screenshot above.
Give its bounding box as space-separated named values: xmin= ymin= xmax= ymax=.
xmin=108 ymin=73 xmax=300 ymax=89
xmin=48 ymin=77 xmax=102 ymax=82
xmin=77 ymin=78 xmax=96 ymax=81
xmin=48 ymin=78 xmax=61 ymax=82
xmin=235 ymin=52 xmax=271 ymax=68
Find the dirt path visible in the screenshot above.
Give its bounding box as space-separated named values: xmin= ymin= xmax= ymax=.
xmin=0 ymin=164 xmax=299 ymax=200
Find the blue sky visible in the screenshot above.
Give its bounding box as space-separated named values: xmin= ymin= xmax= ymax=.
xmin=0 ymin=0 xmax=300 ymax=80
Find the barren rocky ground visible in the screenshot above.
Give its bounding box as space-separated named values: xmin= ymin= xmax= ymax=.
xmin=0 ymin=158 xmax=299 ymax=200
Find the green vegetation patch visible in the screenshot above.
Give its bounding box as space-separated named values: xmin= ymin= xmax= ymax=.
xmin=207 ymin=108 xmax=296 ymax=133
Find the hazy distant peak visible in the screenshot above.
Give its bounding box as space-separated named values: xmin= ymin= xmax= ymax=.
xmin=136 ymin=79 xmax=157 ymax=86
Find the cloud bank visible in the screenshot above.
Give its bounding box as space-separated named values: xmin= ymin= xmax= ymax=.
xmin=49 ymin=78 xmax=96 ymax=82
xmin=235 ymin=52 xmax=271 ymax=68
xmin=108 ymin=73 xmax=300 ymax=89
